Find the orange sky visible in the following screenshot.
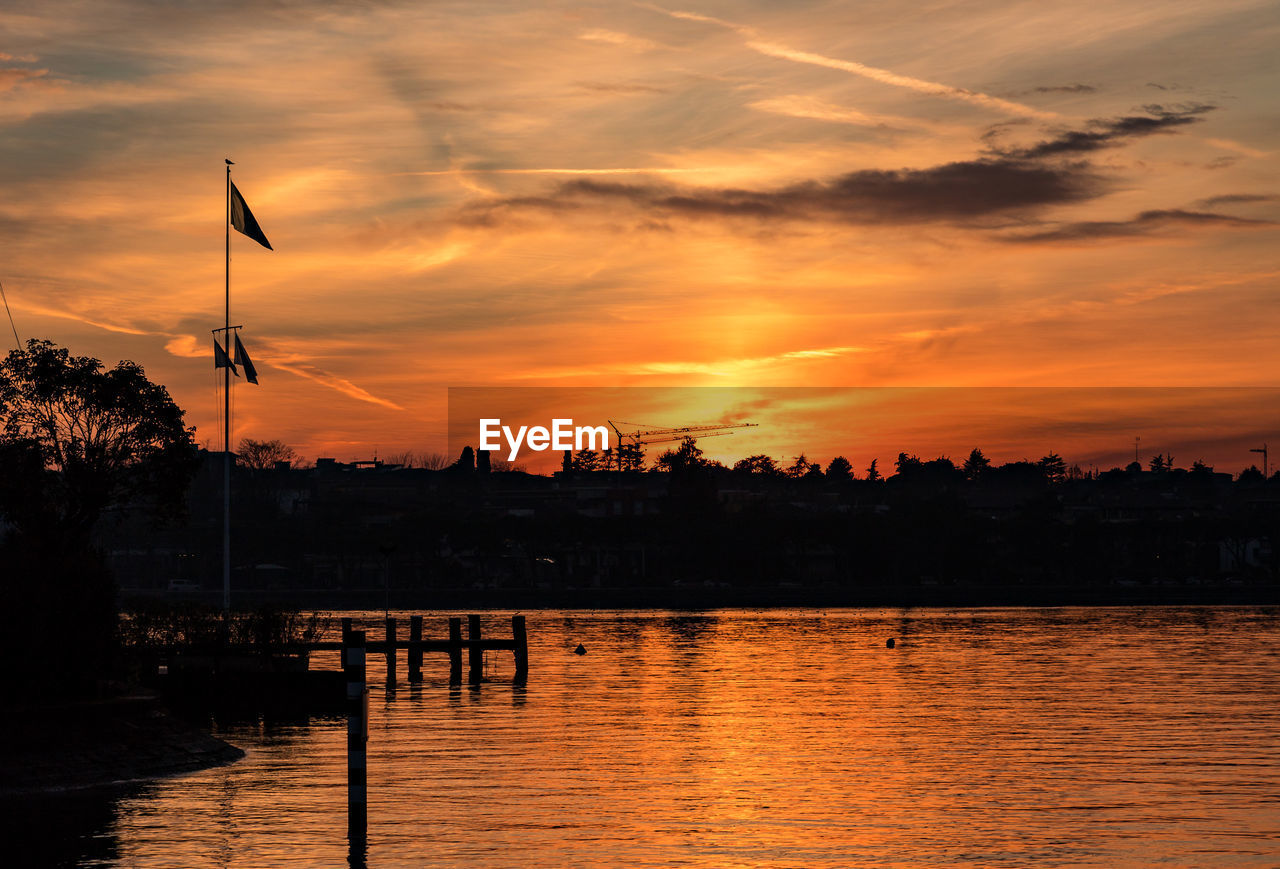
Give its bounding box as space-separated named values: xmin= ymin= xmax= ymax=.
xmin=2 ymin=1 xmax=1276 ymax=470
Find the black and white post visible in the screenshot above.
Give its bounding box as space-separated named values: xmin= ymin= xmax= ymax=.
xmin=345 ymin=629 xmax=368 ymax=842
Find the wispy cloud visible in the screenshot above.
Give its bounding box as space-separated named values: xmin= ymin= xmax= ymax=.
xmin=512 ymin=345 xmax=866 ymax=379
xmin=651 ymin=5 xmax=1055 ymax=119
xmin=401 ymin=167 xmax=709 ymax=177
xmin=748 ymin=95 xmax=924 ymax=129
xmin=259 ymin=360 xmax=405 ymax=411
xmin=1002 ymin=208 xmax=1275 ymax=244
xmin=578 ymin=28 xmax=662 ymax=52
xmin=989 ymin=104 xmax=1214 ymax=159
xmin=1204 ymin=137 xmax=1270 ymax=159
xmin=1025 ymin=84 xmax=1098 ymax=95
xmin=165 ymin=335 xmax=404 ymax=410
xmin=1194 ymin=193 xmax=1277 ymax=208
xmin=0 ymin=68 xmax=50 ymax=91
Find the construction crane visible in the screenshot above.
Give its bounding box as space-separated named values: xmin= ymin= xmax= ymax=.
xmin=1251 ymin=443 xmax=1268 ymax=478
xmin=604 ymin=419 xmax=758 ymax=471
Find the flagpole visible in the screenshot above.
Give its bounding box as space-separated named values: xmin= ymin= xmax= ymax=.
xmin=223 ymin=160 xmax=232 ymax=612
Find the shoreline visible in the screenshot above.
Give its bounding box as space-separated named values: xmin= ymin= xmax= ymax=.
xmin=0 ymin=694 xmax=244 ymax=798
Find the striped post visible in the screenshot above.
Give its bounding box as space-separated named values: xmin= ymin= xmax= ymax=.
xmin=408 ymin=615 xmax=423 ymax=684
xmin=512 ymin=614 xmax=528 ymax=682
xmin=467 ymin=614 xmax=483 ymax=684
xmin=448 ymin=617 xmax=463 ymax=684
xmin=384 ymin=616 xmax=397 ymax=689
xmin=345 ymin=629 xmax=368 ymax=844
xmin=340 ymin=617 xmax=352 ymax=670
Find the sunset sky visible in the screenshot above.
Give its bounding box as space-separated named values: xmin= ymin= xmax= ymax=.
xmin=2 ymin=1 xmax=1276 ymax=470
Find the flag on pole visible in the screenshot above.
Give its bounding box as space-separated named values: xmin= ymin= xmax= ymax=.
xmin=214 ymin=336 xmax=238 ymax=375
xmin=229 ymin=181 xmax=273 ymax=250
xmin=234 ymin=334 xmax=259 ymax=385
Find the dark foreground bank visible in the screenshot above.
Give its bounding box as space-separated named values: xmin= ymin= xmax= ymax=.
xmin=0 ymin=694 xmax=243 ymax=797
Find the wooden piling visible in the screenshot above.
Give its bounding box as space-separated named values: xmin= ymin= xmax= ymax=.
xmin=344 ymin=629 xmax=368 ymax=844
xmin=512 ymin=614 xmax=528 ymax=682
xmin=340 ymin=617 xmax=353 ymax=669
xmin=408 ymin=615 xmax=423 ymax=683
xmin=467 ymin=614 xmax=483 ymax=684
xmin=448 ymin=617 xmax=463 ymax=684
xmin=384 ymin=617 xmax=397 ymax=687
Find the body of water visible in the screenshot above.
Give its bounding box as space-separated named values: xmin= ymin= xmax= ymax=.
xmin=21 ymin=607 xmax=1280 ymax=866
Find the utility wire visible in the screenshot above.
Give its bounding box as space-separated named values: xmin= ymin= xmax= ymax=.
xmin=0 ymin=279 xmax=21 ymax=350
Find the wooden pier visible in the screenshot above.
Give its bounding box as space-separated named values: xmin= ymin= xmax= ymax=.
xmin=335 ymin=613 xmax=529 ymax=685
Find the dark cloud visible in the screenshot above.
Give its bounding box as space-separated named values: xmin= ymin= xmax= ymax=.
xmin=464 ymin=108 xmax=1215 ymax=230
xmin=466 ymin=160 xmax=1104 ymax=226
xmin=574 ymin=81 xmax=670 ymax=95
xmin=1195 ymin=193 xmax=1277 ymax=208
xmin=995 ymin=104 xmax=1214 ymax=159
xmin=1026 ymin=84 xmax=1098 ymax=95
xmin=1003 ymin=209 xmax=1274 ymax=244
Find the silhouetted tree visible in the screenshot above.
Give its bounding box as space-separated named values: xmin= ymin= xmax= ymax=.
xmin=655 ymin=437 xmax=706 ymax=474
xmin=733 ymin=454 xmax=781 ymax=476
xmin=786 ymin=454 xmax=812 ymax=478
xmin=571 ymin=449 xmax=603 ymax=471
xmin=894 ymin=452 xmax=921 ymax=476
xmin=0 ymin=339 xmax=197 ymax=547
xmin=1238 ymin=465 xmax=1265 ymax=483
xmin=963 ymin=448 xmax=991 ymax=480
xmin=1148 ymin=453 xmax=1172 ymax=473
xmin=476 ymin=449 xmax=491 ymax=474
xmin=420 ymin=451 xmax=452 ymax=470
xmin=865 ymin=459 xmax=881 ymax=482
xmin=1038 ymin=453 xmax=1067 ymax=484
xmin=611 ymin=442 xmax=645 ymax=471
xmin=0 ymin=339 xmax=197 ymax=695
xmin=623 ymin=443 xmax=645 ymax=471
xmin=453 ymin=446 xmax=475 ymax=472
xmin=238 ymin=438 xmax=299 ymax=471
xmin=1191 ymin=459 xmax=1213 ymax=475
xmin=825 ymin=455 xmax=853 ymax=482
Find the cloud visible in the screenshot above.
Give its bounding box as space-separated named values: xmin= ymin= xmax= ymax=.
xmin=0 ymin=68 xmax=49 ymax=91
xmin=1028 ymin=84 xmax=1098 ymax=95
xmin=460 ymin=107 xmax=1217 ymax=230
xmin=575 ymin=81 xmax=670 ymax=95
xmin=270 ymin=360 xmax=405 ymax=410
xmin=165 ymin=335 xmax=404 ymax=410
xmin=510 ymin=345 xmax=866 ymax=379
xmin=1195 ymin=193 xmax=1277 ymax=208
xmin=549 ymin=161 xmax=1097 ymax=223
xmin=651 ymin=5 xmax=1054 ymax=119
xmin=1204 ymin=138 xmax=1270 ymax=159
xmin=991 ymin=104 xmax=1214 ymax=159
xmin=1002 ymin=209 xmax=1275 ymax=244
xmin=578 ymin=28 xmax=661 ymax=51
xmin=747 ymin=95 xmax=923 ymax=129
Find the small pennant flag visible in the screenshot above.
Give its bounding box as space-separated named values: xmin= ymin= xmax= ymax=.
xmin=234 ymin=334 xmax=259 ymax=385
xmin=229 ymin=181 xmax=273 ymax=250
xmin=214 ymin=337 xmax=238 ymax=375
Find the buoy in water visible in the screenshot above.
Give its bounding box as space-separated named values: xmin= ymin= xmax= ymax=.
xmin=886 ymin=638 xmax=896 ymax=648
xmin=574 ymin=644 xmax=587 ymax=655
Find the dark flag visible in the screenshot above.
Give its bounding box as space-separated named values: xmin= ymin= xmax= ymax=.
xmin=229 ymin=181 xmax=273 ymax=250
xmin=214 ymin=337 xmax=238 ymax=376
xmin=234 ymin=334 xmax=259 ymax=385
